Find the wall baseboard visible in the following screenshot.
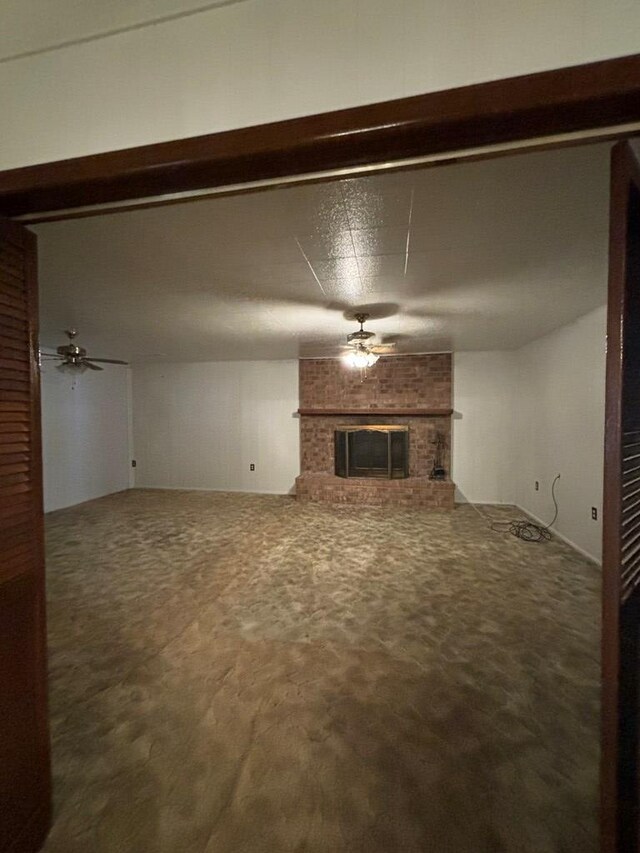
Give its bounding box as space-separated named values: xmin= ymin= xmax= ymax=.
xmin=514 ymin=504 xmax=601 ymax=566
xmin=134 ymin=484 xmax=296 ymax=496
xmin=45 ymin=487 xmax=132 ymax=514
xmin=457 ymin=500 xmax=515 ymax=506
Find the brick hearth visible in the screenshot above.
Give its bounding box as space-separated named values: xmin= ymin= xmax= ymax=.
xmin=296 ymin=354 xmax=455 ymax=509
xmin=296 ymin=472 xmax=455 ymax=507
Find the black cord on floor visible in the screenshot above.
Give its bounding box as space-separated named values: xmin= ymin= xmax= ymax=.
xmin=489 ymin=474 xmax=560 ymax=543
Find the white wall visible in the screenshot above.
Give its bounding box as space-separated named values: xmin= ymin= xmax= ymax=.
xmin=132 ymin=360 xmax=299 ymax=494
xmin=41 ymin=365 xmax=131 ymax=512
xmin=453 ymin=306 xmax=606 ymax=562
xmin=452 ymin=351 xmax=517 ymax=505
xmin=514 ymin=305 xmax=606 ymax=563
xmin=1 ymin=0 xmax=640 ymax=169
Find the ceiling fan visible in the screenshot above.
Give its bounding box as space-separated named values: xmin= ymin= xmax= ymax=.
xmin=342 ymin=313 xmax=396 ymax=368
xmin=40 ymin=329 xmax=128 ymax=372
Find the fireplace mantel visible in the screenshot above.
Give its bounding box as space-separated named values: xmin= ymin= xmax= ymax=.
xmin=297 ymin=408 xmax=453 ymax=417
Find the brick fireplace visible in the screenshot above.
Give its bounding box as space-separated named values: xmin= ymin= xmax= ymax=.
xmin=295 ymin=354 xmax=455 ymax=508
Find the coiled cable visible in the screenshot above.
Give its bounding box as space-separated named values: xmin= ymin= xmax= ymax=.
xmin=488 ymin=474 xmax=560 ymax=542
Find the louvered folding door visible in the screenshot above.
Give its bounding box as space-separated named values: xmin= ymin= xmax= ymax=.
xmin=0 ymin=217 xmax=50 ymax=853
xmin=602 ymin=140 xmax=640 ymax=853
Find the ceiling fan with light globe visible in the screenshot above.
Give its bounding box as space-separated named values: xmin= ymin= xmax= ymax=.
xmin=341 ymin=313 xmax=395 ymax=370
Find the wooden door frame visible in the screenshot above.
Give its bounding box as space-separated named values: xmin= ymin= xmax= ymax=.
xmin=1 ymin=53 xmax=640 ymax=219
xmin=2 ymin=51 xmax=640 ymax=852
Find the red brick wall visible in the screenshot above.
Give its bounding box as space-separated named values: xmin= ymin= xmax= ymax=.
xmin=298 ymin=354 xmax=452 ymax=477
xmin=296 ymin=354 xmax=454 ymax=508
xmin=299 ymin=353 xmax=451 ymax=410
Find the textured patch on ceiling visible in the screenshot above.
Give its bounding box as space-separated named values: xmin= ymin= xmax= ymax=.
xmin=35 ymin=143 xmax=611 ymax=363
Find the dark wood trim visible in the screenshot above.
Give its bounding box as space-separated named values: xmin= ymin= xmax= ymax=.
xmin=2 ymin=53 xmax=640 ymax=217
xmin=24 ymin=222 xmax=51 ymax=849
xmin=601 ymin=141 xmax=628 ymax=853
xmin=5 ymin=803 xmax=51 ymax=853
xmin=298 ymin=408 xmax=453 ymax=417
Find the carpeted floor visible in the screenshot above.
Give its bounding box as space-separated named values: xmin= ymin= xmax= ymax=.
xmin=42 ymin=489 xmax=600 ymax=853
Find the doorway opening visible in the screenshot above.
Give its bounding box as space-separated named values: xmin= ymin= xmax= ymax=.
xmin=22 ymin=139 xmax=608 ymax=852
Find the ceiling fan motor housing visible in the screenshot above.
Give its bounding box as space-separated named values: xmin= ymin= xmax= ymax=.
xmin=347 ymin=329 xmax=374 ymax=344
xmin=57 ymin=343 xmax=87 ymax=362
xmin=347 ymin=312 xmax=375 ymax=345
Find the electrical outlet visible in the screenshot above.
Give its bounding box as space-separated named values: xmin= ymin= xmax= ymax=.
xmin=592 ymin=507 xmax=598 ymax=521
xmin=250 ymin=463 xmax=255 ymax=471
xmin=131 ymin=460 xmax=137 ymax=468
xmin=535 ymin=481 xmax=539 ymax=491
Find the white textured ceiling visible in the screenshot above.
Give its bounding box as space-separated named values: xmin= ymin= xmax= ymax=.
xmin=34 ymin=143 xmax=610 ymax=363
xmin=0 ymin=0 xmax=247 ymax=61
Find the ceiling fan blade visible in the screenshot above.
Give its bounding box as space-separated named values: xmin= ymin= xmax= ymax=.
xmin=370 ymin=343 xmax=398 ymax=354
xmin=56 ymin=362 xmax=89 ymax=373
xmin=84 ymin=360 xmax=104 ymax=371
xmin=39 ymin=353 xmax=64 ymax=359
xmin=88 ymin=357 xmax=129 ymax=365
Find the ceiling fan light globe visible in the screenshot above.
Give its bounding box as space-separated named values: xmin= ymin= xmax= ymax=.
xmin=344 ymin=349 xmax=371 ymax=369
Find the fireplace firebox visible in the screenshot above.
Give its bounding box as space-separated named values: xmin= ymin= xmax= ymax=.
xmin=334 ymin=425 xmax=409 ymax=479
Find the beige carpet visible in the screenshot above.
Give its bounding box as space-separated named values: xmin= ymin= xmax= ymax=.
xmin=42 ymin=489 xmax=600 ymax=853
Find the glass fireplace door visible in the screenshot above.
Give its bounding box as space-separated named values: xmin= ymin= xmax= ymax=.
xmin=335 ymin=426 xmax=408 ymax=479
